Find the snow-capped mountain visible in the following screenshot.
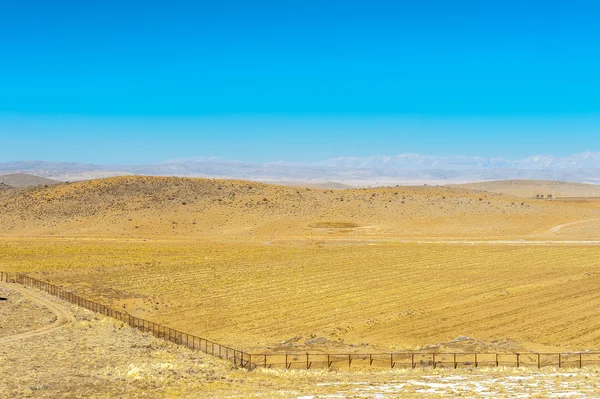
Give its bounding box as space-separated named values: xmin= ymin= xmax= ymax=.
xmin=314 ymin=152 xmax=600 ymax=171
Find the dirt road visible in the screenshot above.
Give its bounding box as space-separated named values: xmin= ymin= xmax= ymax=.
xmin=0 ymin=282 xmax=72 ymax=344
xmin=546 ymin=217 xmax=600 ymax=234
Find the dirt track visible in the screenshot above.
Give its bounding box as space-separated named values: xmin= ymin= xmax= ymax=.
xmin=0 ymin=283 xmax=72 ymax=344
xmin=547 ymin=217 xmax=600 ymax=234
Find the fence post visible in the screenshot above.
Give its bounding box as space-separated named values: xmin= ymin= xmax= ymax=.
xmin=433 ymin=353 xmax=436 ymax=369
xmin=412 ymin=353 xmax=415 ymax=369
xmin=516 ymin=353 xmax=520 ymax=367
xmin=537 ymin=353 xmax=541 ymax=369
xmin=558 ymin=353 xmax=561 ymax=368
xmin=454 ymin=353 xmax=457 ymax=369
xmin=579 ymin=353 xmax=582 ymax=368
xmin=475 ymin=353 xmax=478 ymax=367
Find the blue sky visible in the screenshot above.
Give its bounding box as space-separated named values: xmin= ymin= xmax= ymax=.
xmin=1 ymin=0 xmax=600 ymax=164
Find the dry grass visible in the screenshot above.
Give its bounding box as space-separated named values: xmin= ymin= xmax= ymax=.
xmin=3 ymin=238 xmax=600 ymax=353
xmin=2 ymin=284 xmax=600 ymax=398
xmin=0 ymin=175 xmax=598 ymax=240
xmin=0 ymin=285 xmax=56 ymax=338
xmin=3 ymin=176 xmax=600 ymax=397
xmin=454 ymin=179 xmax=600 ymax=198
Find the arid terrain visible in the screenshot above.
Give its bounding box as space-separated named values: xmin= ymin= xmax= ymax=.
xmin=2 ymin=176 xmax=600 ymax=397
xmin=1 ymin=175 xmax=599 ymax=240
xmin=0 ymin=173 xmax=59 ymax=188
xmin=455 ymin=179 xmax=600 ymax=199
xmin=2 ymin=283 xmax=600 ymax=399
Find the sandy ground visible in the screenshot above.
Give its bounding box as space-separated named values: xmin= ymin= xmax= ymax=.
xmin=3 ymin=177 xmax=600 ymax=397
xmin=4 ymin=238 xmax=600 ymax=353
xmin=1 ymin=282 xmax=600 ymax=398
xmin=0 ymin=285 xmax=58 ymax=339
xmin=2 ymin=175 xmax=599 ymax=241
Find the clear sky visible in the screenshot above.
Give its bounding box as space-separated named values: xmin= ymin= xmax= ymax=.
xmin=1 ymin=0 xmax=600 ymax=164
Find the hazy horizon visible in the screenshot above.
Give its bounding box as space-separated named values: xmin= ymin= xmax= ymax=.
xmin=4 ymin=151 xmax=600 ymax=186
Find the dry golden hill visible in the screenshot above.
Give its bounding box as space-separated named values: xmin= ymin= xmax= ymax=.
xmin=271 ymin=181 xmax=355 ymax=190
xmin=0 ymin=175 xmax=598 ymax=240
xmin=453 ymin=179 xmax=600 ymax=199
xmin=3 ymin=176 xmax=600 ymax=356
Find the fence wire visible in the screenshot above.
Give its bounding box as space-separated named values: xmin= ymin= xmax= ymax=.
xmin=2 ymin=272 xmax=599 ymax=371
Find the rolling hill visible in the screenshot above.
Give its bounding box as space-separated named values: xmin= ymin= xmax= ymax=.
xmin=0 ymin=175 xmax=596 ymax=239
xmin=454 ymin=179 xmax=600 ymax=198
xmin=3 ymin=176 xmax=600 ymax=358
xmin=0 ymin=173 xmax=60 ymax=188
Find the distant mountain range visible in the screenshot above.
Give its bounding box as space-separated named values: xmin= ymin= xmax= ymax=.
xmin=2 ymin=152 xmax=600 ymax=186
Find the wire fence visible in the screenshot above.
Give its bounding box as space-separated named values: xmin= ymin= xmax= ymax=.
xmin=2 ymin=272 xmax=256 ymax=370
xmin=0 ymin=271 xmax=12 ymax=283
xmin=2 ymin=271 xmax=600 ymax=370
xmin=254 ymin=352 xmax=598 ymax=369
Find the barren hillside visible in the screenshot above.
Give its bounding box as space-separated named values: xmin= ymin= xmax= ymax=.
xmin=0 ymin=175 xmax=596 ymax=239
xmin=0 ymin=173 xmax=59 ymax=188
xmin=454 ymin=179 xmax=600 ymax=198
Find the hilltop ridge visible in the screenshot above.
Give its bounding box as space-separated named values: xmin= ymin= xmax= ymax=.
xmin=0 ymin=173 xmax=59 ymax=188
xmin=453 ymin=179 xmax=600 ymax=198
xmin=0 ymin=175 xmax=595 ymax=239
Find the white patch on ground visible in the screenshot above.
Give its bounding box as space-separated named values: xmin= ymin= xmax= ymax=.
xmin=298 ymin=371 xmax=600 ymax=398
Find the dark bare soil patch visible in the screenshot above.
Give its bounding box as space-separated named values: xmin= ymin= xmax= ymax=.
xmin=310 ymin=221 xmax=360 ymax=229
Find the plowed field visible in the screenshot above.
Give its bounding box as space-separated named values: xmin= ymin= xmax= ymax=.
xmin=3 ymin=238 xmax=600 ymax=353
